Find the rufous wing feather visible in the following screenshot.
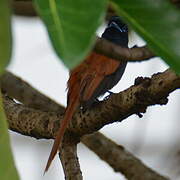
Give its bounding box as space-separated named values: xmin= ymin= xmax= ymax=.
xmin=44 ymin=96 xmax=79 ymax=173
xmin=44 ymin=53 xmax=121 ymax=173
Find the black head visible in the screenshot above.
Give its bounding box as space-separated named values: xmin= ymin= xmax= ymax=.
xmin=102 ymin=16 xmax=128 ymax=47
xmin=107 ymin=16 xmax=128 ymax=33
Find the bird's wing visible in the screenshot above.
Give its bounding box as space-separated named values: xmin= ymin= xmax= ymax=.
xmin=68 ymin=52 xmax=120 ymax=103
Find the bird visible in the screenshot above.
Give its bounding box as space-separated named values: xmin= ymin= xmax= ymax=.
xmin=45 ymin=16 xmax=129 ymax=172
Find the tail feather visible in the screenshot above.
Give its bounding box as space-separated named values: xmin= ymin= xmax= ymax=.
xmin=44 ymin=97 xmax=79 ymax=173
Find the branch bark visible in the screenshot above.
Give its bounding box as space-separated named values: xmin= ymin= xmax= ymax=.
xmin=12 ymin=1 xmax=37 ymax=16
xmin=3 ymin=69 xmax=180 ymax=139
xmin=2 ymin=95 xmax=169 ymax=180
xmin=171 ymin=0 xmax=180 ymax=8
xmin=82 ymin=132 xmax=168 ymax=180
xmin=1 ymin=71 xmax=64 ymax=113
xmin=60 ymin=139 xmax=82 ymax=180
xmin=8 ymin=1 xmax=179 ymax=179
xmin=94 ymin=37 xmax=155 ymax=62
xmin=1 ymin=69 xmax=179 ymax=179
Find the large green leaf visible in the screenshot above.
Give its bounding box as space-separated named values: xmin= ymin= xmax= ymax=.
xmin=113 ymin=0 xmax=180 ymax=73
xmin=0 ymin=92 xmax=19 ymax=179
xmin=33 ymin=0 xmax=107 ymax=69
xmin=0 ymin=0 xmax=12 ymax=73
xmin=0 ymin=0 xmax=19 ymax=179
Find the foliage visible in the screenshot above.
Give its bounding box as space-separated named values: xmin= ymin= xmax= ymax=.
xmin=34 ymin=0 xmax=107 ymax=69
xmin=0 ymin=1 xmax=19 ymax=179
xmin=113 ymin=0 xmax=180 ymax=73
xmin=0 ymin=0 xmax=12 ymax=73
xmin=0 ymin=93 xmax=19 ymax=180
xmin=0 ymin=0 xmax=180 ymax=179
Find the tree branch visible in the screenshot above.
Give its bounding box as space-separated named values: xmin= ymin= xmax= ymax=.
xmin=2 ymin=95 xmax=169 ymax=179
xmin=67 ymin=69 xmax=179 ymax=137
xmin=59 ymin=138 xmax=82 ymax=180
xmin=94 ymin=37 xmax=155 ymax=62
xmin=1 ymin=71 xmax=64 ymax=113
xmin=82 ymin=132 xmax=168 ymax=180
xmin=3 ymin=95 xmax=54 ymax=139
xmin=8 ymin=1 xmax=179 ymax=179
xmin=1 ymin=70 xmax=180 ymax=179
xmin=171 ymin=0 xmax=180 ymax=8
xmin=12 ymin=1 xmax=37 ymax=16
xmin=3 ymin=69 xmax=180 ymax=139
xmin=12 ymin=0 xmax=116 ymax=19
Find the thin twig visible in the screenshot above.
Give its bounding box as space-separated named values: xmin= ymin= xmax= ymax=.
xmin=1 ymin=71 xmax=64 ymax=113
xmin=94 ymin=37 xmax=155 ymax=62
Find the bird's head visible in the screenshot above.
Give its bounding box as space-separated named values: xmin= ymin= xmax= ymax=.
xmin=102 ymin=16 xmax=128 ymax=47
xmin=107 ymin=16 xmax=128 ymax=33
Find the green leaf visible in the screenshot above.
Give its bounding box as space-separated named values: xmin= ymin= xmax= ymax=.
xmin=113 ymin=0 xmax=180 ymax=73
xmin=0 ymin=92 xmax=19 ymax=180
xmin=33 ymin=0 xmax=107 ymax=69
xmin=0 ymin=0 xmax=12 ymax=74
xmin=0 ymin=1 xmax=19 ymax=179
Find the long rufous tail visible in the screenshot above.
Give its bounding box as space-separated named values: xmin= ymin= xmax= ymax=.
xmin=44 ymin=97 xmax=79 ymax=173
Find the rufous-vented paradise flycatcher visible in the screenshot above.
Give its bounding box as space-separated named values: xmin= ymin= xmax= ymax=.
xmin=45 ymin=16 xmax=129 ymax=172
